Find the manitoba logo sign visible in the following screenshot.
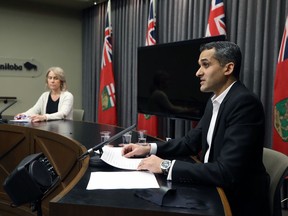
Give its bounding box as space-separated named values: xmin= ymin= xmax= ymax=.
xmin=274 ymin=98 xmax=288 ymax=142
xmin=0 ymin=58 xmax=43 ymax=77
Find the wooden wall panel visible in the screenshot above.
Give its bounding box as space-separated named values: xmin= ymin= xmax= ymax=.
xmin=0 ymin=124 xmax=88 ymax=216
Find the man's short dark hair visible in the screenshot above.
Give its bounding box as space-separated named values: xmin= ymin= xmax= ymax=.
xmin=200 ymin=41 xmax=242 ymax=79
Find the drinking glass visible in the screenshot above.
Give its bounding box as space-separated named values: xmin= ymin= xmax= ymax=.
xmin=137 ymin=130 xmax=147 ymax=145
xmin=100 ymin=131 xmax=111 ymax=144
xmin=122 ymin=132 xmax=132 ymax=144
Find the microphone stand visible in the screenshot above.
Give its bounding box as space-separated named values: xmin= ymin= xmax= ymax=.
xmin=0 ymin=97 xmax=17 ymax=123
xmin=31 ymin=199 xmax=42 ymax=216
xmin=78 ymin=123 xmax=136 ymax=161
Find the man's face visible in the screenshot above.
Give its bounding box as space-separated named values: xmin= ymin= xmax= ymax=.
xmin=196 ymin=48 xmax=228 ymax=97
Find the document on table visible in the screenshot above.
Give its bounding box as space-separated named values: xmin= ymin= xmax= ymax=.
xmin=86 ymin=171 xmax=159 ymax=190
xmin=86 ymin=146 xmax=159 ymax=190
xmin=100 ymin=146 xmax=142 ymax=170
xmin=9 ymin=119 xmax=31 ymax=123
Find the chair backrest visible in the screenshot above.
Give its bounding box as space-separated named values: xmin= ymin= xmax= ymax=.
xmin=73 ymin=109 xmax=84 ymax=121
xmin=263 ymin=147 xmax=288 ymax=216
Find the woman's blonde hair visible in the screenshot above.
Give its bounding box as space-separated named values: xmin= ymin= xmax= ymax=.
xmin=45 ymin=67 xmax=67 ymax=91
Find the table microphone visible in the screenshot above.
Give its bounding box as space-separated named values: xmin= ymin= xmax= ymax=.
xmin=78 ymin=123 xmax=136 ymax=161
xmin=0 ymin=98 xmax=17 ymax=124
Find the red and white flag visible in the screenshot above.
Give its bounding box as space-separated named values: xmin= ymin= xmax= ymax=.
xmin=98 ymin=0 xmax=117 ymax=125
xmin=273 ymin=16 xmax=288 ymax=154
xmin=137 ymin=0 xmax=158 ymax=137
xmin=206 ymin=0 xmax=226 ymax=36
xmin=145 ymin=0 xmax=156 ymax=46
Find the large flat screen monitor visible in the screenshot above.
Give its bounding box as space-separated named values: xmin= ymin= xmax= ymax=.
xmin=137 ymin=35 xmax=226 ymax=121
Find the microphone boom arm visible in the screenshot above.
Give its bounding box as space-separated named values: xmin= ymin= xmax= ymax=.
xmin=78 ymin=123 xmax=136 ymax=160
xmin=0 ymin=98 xmax=17 ymax=122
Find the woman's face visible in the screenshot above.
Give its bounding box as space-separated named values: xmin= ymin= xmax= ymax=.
xmin=47 ymin=71 xmax=61 ymax=92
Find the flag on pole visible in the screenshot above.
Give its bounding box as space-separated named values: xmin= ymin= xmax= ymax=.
xmin=145 ymin=0 xmax=156 ymax=46
xmin=137 ymin=0 xmax=158 ymax=137
xmin=206 ymin=0 xmax=226 ymax=36
xmin=98 ymin=0 xmax=117 ymax=125
xmin=273 ymin=16 xmax=288 ymax=154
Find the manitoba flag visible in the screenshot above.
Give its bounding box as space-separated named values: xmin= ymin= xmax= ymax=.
xmin=137 ymin=0 xmax=158 ymax=137
xmin=98 ymin=0 xmax=117 ymax=125
xmin=273 ymin=16 xmax=288 ymax=154
xmin=206 ymin=0 xmax=226 ymax=36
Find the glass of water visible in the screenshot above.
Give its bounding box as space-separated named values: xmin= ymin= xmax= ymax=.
xmin=137 ymin=130 xmax=147 ymax=145
xmin=100 ymin=131 xmax=111 ymax=144
xmin=122 ymin=131 xmax=132 ymax=144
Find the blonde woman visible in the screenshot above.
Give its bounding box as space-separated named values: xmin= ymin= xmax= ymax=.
xmin=15 ymin=67 xmax=74 ymax=122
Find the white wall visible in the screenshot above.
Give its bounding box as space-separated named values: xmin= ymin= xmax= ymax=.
xmin=0 ymin=3 xmax=82 ymax=116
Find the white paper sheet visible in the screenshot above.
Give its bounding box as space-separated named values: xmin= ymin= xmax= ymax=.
xmin=87 ymin=146 xmax=160 ymax=190
xmin=100 ymin=146 xmax=142 ymax=170
xmin=86 ymin=171 xmax=160 ymax=190
xmin=9 ymin=119 xmax=31 ymax=123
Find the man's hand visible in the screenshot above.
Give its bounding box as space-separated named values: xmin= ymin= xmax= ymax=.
xmin=122 ymin=144 xmax=150 ymax=158
xmin=137 ymin=155 xmax=163 ymax=173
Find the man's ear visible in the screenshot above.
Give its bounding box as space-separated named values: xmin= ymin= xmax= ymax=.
xmin=224 ymin=62 xmax=235 ymax=76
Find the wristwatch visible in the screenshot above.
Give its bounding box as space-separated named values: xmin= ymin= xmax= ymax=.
xmin=160 ymin=160 xmax=171 ymax=175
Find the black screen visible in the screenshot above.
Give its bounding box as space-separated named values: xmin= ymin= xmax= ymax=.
xmin=137 ymin=35 xmax=226 ymax=121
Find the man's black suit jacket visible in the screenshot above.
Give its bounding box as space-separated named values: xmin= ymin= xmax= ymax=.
xmin=156 ymin=81 xmax=270 ymax=216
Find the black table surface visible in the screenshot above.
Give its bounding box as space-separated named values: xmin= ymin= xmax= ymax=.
xmin=7 ymin=119 xmax=227 ymax=216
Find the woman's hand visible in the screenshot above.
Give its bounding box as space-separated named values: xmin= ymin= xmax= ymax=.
xmin=30 ymin=114 xmax=47 ymax=122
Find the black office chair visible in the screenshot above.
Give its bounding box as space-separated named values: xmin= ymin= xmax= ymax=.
xmin=263 ymin=147 xmax=288 ymax=216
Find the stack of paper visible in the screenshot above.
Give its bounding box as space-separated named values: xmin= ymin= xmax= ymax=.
xmin=86 ymin=146 xmax=159 ymax=190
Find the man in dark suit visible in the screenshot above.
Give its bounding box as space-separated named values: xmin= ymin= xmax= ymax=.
xmin=123 ymin=41 xmax=270 ymax=216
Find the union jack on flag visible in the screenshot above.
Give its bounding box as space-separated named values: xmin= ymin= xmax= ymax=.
xmin=278 ymin=17 xmax=288 ymax=63
xmin=206 ymin=0 xmax=226 ymax=36
xmin=101 ymin=10 xmax=113 ymax=68
xmin=146 ymin=0 xmax=156 ymax=46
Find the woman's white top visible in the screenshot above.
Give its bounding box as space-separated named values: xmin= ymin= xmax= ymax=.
xmin=24 ymin=91 xmax=74 ymax=120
